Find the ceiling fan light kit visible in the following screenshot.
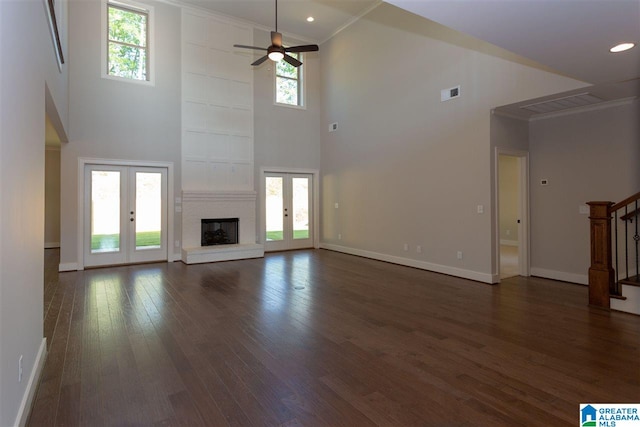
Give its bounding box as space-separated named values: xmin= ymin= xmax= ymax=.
xmin=267 ymin=46 xmax=285 ymax=62
xmin=233 ymin=0 xmax=319 ymax=67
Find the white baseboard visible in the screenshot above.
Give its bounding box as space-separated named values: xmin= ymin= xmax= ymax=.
xmin=320 ymin=243 xmax=494 ymax=284
xmin=530 ymin=267 xmax=588 ymax=285
xmin=500 ymin=239 xmax=518 ymax=247
xmin=58 ymin=262 xmax=78 ymax=272
xmin=44 ymin=242 xmax=60 ymax=249
xmin=15 ymin=338 xmax=47 ymax=427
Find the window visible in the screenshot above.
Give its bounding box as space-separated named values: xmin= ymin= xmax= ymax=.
xmin=275 ymin=54 xmax=304 ymax=107
xmin=103 ymin=0 xmax=153 ymax=84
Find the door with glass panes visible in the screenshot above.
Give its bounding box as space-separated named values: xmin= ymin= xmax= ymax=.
xmin=84 ymin=165 xmax=168 ymax=267
xmin=264 ymin=173 xmax=313 ymax=251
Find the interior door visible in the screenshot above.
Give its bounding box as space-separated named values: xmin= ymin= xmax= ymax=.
xmin=265 ymin=173 xmax=313 ymax=252
xmin=84 ymin=165 xmax=167 ymax=267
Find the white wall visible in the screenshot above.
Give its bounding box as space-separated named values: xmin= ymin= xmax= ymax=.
xmin=529 ymin=100 xmax=640 ymax=282
xmin=181 ymin=9 xmax=254 ymax=192
xmin=0 ymin=0 xmax=69 ymax=424
xmin=45 ymin=148 xmax=61 ymax=247
xmin=60 ymin=0 xmax=182 ymax=267
xmin=319 ymin=3 xmax=585 ymax=282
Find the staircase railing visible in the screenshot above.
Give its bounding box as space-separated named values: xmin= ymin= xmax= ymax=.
xmin=588 ymin=191 xmax=640 ymax=308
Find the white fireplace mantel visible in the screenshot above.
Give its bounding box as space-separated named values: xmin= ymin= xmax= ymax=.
xmin=181 ymin=190 xmax=263 ymax=264
xmin=182 ymin=190 xmax=257 ymax=202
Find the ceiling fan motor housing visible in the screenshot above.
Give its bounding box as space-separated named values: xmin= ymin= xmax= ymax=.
xmin=268 ymin=45 xmax=285 ymax=55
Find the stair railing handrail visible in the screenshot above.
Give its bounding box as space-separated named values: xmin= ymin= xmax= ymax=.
xmin=610 ymin=191 xmax=640 ymax=213
xmin=588 ymin=191 xmax=640 ymax=310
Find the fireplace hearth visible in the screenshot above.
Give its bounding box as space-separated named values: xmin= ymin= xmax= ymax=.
xmin=201 ymin=218 xmax=238 ymax=246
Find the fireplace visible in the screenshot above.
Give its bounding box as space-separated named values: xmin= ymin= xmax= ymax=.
xmin=201 ymin=218 xmax=238 ymax=246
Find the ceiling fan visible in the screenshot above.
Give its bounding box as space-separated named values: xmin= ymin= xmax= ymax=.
xmin=233 ymin=0 xmax=319 ymax=68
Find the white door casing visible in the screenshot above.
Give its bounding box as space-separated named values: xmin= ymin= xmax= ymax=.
xmin=78 ymin=158 xmax=174 ymax=269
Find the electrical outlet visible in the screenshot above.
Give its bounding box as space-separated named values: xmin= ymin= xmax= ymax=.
xmin=506 ymin=229 xmax=511 ymax=236
xmin=477 ymin=205 xmax=484 ymax=214
xmin=457 ymin=251 xmax=463 ymax=260
xmin=338 ymin=233 xmax=342 ymax=240
xmin=334 ymin=202 xmax=339 ymax=209
xmin=403 ymin=243 xmax=409 ymax=251
xmin=18 ymin=355 xmax=23 ymax=383
xmin=416 ymin=245 xmax=422 ymax=253
xmin=329 ymin=122 xmax=338 ymax=132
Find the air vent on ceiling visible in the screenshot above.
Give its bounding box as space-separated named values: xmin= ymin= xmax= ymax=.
xmin=520 ymin=92 xmax=604 ymax=114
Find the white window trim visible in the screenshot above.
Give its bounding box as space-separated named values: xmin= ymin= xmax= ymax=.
xmin=101 ymin=0 xmax=155 ymax=86
xmin=274 ymin=54 xmax=306 ymax=110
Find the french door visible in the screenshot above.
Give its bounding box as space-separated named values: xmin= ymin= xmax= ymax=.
xmin=84 ymin=165 xmax=168 ymax=267
xmin=265 ymin=173 xmax=313 ymax=251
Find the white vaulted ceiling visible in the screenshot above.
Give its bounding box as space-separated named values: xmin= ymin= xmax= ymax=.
xmin=384 ymin=0 xmax=640 ymax=86
xmin=175 ymin=0 xmax=381 ymax=43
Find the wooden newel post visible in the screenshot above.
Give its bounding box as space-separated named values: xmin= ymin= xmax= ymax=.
xmin=587 ymin=201 xmax=614 ymax=309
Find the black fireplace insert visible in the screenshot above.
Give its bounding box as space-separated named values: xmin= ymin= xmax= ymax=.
xmin=201 ymin=218 xmax=239 ymax=246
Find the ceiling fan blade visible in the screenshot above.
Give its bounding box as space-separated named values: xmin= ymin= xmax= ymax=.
xmin=251 ymin=55 xmax=269 ymax=66
xmin=234 ymin=44 xmax=267 ymax=51
xmin=283 ymin=54 xmax=302 ymax=68
xmin=271 ymin=31 xmax=282 ymax=47
xmin=285 ymin=44 xmax=319 ymax=53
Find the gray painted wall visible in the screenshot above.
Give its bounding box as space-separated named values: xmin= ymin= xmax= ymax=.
xmin=319 ymin=3 xmax=585 ymax=281
xmin=0 ymin=0 xmax=69 ymax=423
xmin=529 ymin=100 xmax=640 ymax=281
xmin=253 ymin=29 xmax=322 ymax=174
xmin=60 ymin=0 xmax=182 ymax=266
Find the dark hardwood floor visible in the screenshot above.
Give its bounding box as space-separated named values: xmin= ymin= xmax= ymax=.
xmin=29 ymin=249 xmax=639 ymax=426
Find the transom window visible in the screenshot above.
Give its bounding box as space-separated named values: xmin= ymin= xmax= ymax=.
xmin=105 ymin=0 xmax=152 ymax=83
xmin=275 ymin=54 xmax=303 ymax=107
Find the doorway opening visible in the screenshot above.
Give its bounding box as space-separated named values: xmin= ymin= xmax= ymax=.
xmin=495 ymin=150 xmax=529 ymax=280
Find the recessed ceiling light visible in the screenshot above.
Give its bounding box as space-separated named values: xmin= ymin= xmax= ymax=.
xmin=306 ymin=16 xmax=314 ymax=22
xmin=610 ymin=42 xmax=635 ymax=53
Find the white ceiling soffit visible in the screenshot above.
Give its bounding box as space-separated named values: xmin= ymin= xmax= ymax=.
xmin=494 ymin=78 xmax=639 ymax=120
xmin=520 ymin=93 xmax=604 ymax=114
xmin=175 ymin=0 xmax=382 ymax=43
xmin=384 ymin=0 xmax=640 ymax=85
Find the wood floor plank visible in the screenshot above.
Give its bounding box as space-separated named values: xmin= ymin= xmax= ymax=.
xmin=28 ymin=248 xmax=640 ymax=426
